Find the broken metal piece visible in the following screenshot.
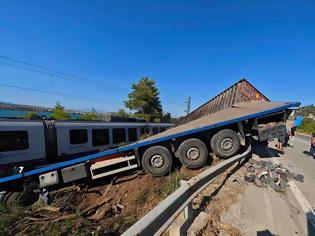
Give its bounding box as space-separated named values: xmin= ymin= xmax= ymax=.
xmin=295 ymin=174 xmax=304 ymax=182
xmin=243 ymin=159 xmax=304 ymax=193
xmin=257 ymin=170 xmax=269 ymax=179
xmin=246 ymin=165 xmax=255 ymax=173
xmin=244 ymin=175 xmax=256 ymax=183
xmin=255 ymin=177 xmax=267 ymax=188
xmin=270 ymin=170 xmax=277 ymax=179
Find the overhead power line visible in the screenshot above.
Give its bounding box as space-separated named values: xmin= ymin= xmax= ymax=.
xmin=0 ymin=61 xmax=101 ymax=87
xmin=0 ymin=83 xmax=121 ymax=104
xmin=0 ymin=55 xmax=126 ymax=93
xmin=0 ymin=55 xmax=87 ymax=79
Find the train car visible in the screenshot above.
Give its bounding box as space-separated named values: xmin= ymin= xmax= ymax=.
xmin=0 ymin=119 xmax=172 ymax=176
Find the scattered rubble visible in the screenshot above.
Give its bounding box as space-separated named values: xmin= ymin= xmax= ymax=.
xmin=244 ymin=159 xmax=304 ymax=191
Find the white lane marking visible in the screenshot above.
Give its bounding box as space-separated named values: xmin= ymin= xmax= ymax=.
xmin=268 ymin=149 xmax=315 ymax=229
xmin=289 ymin=181 xmax=315 ymax=229
xmin=263 ymin=191 xmax=275 ymax=230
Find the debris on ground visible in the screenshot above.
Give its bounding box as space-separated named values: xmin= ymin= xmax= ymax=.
xmin=243 ymin=159 xmax=304 ymax=192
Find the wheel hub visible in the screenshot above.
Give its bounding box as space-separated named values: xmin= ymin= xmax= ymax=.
xmin=150 ymin=154 xmax=164 ymax=168
xmin=186 ymin=147 xmax=200 ymax=160
xmin=220 ymin=137 xmax=234 ymax=151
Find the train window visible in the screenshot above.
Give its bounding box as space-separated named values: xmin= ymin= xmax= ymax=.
xmin=0 ymin=131 xmax=29 ymax=152
xmin=160 ymin=127 xmax=166 ymax=132
xmin=92 ymin=129 xmax=109 ymax=146
xmin=70 ymin=129 xmax=88 ymax=145
xmin=141 ymin=127 xmax=150 ymax=136
xmin=152 ymin=127 xmax=159 ymax=135
xmin=113 ymin=128 xmax=126 ymax=144
xmin=128 ymin=128 xmax=137 ymax=142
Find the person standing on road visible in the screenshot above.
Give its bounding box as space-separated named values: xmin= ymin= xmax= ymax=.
xmin=285 ymin=119 xmax=293 ymax=146
xmin=289 ymin=115 xmax=303 ymax=147
xmin=310 ymin=132 xmax=315 ymax=158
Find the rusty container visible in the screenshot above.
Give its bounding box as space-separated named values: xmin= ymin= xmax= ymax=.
xmin=178 ymin=79 xmax=269 ymax=125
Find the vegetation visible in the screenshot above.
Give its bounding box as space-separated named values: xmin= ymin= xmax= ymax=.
xmin=50 ymin=101 xmax=70 ymax=120
xmin=134 ymin=189 xmax=148 ymax=205
xmin=296 ymin=104 xmax=315 ymax=117
xmin=160 ymin=171 xmax=188 ymax=197
xmin=25 ymin=111 xmax=41 ymax=120
xmin=124 ymin=77 xmax=171 ymax=122
xmin=124 ymin=77 xmax=163 ymax=121
xmin=117 ymin=109 xmax=129 ymax=118
xmin=161 ymin=112 xmax=171 ymax=123
xmin=0 ymin=204 xmax=22 ymax=236
xmin=80 ymin=108 xmax=99 ymax=121
xmin=297 ymin=118 xmax=315 ymax=135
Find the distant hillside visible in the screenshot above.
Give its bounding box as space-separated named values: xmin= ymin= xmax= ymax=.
xmin=0 ymin=102 xmax=52 ymax=112
xmin=296 ymin=105 xmax=315 ymax=117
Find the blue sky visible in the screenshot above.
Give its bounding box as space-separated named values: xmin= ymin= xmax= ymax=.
xmin=0 ymin=0 xmax=314 ymax=117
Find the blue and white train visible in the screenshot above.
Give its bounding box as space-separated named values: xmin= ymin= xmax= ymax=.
xmin=0 ymin=119 xmax=172 ymax=176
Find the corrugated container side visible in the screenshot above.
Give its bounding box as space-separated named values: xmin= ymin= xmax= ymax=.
xmin=177 ymin=79 xmax=269 ymax=125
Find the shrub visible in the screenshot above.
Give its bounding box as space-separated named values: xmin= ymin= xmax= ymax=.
xmin=297 ymin=118 xmax=315 ymax=135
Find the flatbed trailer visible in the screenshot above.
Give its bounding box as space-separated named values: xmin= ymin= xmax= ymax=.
xmin=0 ymin=100 xmax=300 ymax=196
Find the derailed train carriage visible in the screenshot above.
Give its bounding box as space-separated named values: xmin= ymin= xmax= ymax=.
xmin=0 ymin=119 xmax=172 ymax=176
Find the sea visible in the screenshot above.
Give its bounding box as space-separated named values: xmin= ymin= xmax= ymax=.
xmin=0 ymin=109 xmax=81 ymax=119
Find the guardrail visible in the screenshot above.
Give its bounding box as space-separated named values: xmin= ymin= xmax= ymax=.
xmin=122 ymin=137 xmax=252 ymax=236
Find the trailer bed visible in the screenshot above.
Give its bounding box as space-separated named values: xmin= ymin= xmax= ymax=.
xmin=141 ymin=101 xmax=291 ymax=142
xmin=0 ymin=101 xmax=299 ymax=185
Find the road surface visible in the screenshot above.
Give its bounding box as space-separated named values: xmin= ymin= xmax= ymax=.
xmin=238 ymin=134 xmax=315 ymax=236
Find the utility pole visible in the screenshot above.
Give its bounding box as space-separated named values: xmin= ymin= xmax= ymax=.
xmin=184 ymin=96 xmax=191 ymax=115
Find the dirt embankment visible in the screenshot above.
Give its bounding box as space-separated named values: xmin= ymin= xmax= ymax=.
xmin=0 ymin=166 xmax=206 ymax=236
xmin=0 ymin=156 xmax=248 ymax=236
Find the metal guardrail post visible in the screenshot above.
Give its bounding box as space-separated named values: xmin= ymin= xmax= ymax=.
xmin=181 ymin=180 xmax=193 ymax=221
xmin=184 ymin=202 xmax=193 ymax=221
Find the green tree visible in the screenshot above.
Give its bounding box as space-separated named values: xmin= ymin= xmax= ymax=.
xmin=50 ymin=101 xmax=70 ymax=120
xmin=25 ymin=111 xmax=41 ymax=120
xmin=80 ymin=108 xmax=99 ymax=121
xmin=117 ymin=109 xmax=129 ymax=118
xmin=124 ymin=77 xmax=163 ymax=121
xmin=161 ymin=112 xmax=171 ymax=123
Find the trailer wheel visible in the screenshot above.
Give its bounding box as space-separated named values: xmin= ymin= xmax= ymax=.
xmin=142 ymin=146 xmax=173 ymax=177
xmin=1 ymin=191 xmax=39 ymax=206
xmin=2 ymin=192 xmax=23 ymax=205
xmin=178 ymin=138 xmax=208 ymax=169
xmin=212 ymin=129 xmax=241 ymax=158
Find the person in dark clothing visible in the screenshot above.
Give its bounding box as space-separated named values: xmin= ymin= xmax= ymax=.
xmin=310 ymin=132 xmax=315 ymax=158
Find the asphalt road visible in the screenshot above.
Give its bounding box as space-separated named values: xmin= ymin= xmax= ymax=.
xmin=238 ymin=135 xmax=315 ymax=236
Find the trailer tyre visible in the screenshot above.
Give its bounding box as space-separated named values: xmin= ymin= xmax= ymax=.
xmin=178 ymin=138 xmax=208 ymax=169
xmin=2 ymin=192 xmax=23 ymax=206
xmin=212 ymin=129 xmax=241 ymax=158
xmin=1 ymin=191 xmax=39 ymax=206
xmin=142 ymin=146 xmax=173 ymax=177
